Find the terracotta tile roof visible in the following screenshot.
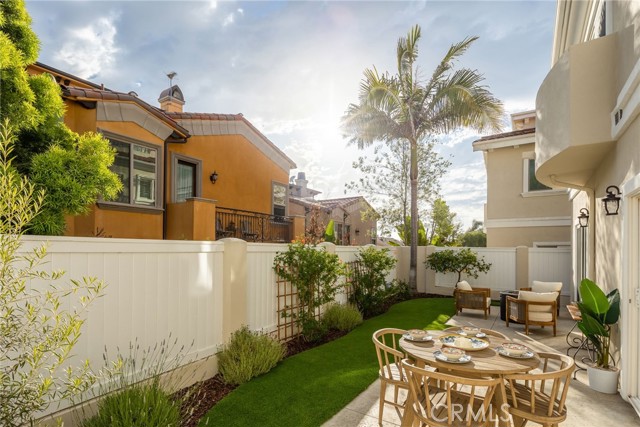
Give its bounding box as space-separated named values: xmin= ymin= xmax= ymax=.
xmin=32 ymin=61 xmax=104 ymax=90
xmin=316 ymin=196 xmax=365 ymax=209
xmin=166 ymin=111 xmax=294 ymax=167
xmin=61 ymin=86 xmax=190 ymax=138
xmin=474 ymin=127 xmax=535 ymax=143
xmin=289 ymin=197 xmax=327 ymax=210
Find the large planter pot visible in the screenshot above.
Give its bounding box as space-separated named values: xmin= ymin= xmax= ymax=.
xmin=587 ymin=365 xmax=620 ymax=394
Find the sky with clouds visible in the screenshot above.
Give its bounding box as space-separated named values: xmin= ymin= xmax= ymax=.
xmin=26 ymin=0 xmax=557 ymax=231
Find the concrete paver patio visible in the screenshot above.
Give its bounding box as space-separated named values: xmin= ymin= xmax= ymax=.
xmin=324 ymin=306 xmax=640 ymax=426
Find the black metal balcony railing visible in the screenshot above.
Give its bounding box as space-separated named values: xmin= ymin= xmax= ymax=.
xmin=216 ymin=207 xmax=292 ymax=243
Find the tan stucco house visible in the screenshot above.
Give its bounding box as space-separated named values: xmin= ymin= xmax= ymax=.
xmin=535 ymin=0 xmax=640 ymax=410
xmin=288 ymin=172 xmax=377 ymax=245
xmin=473 ymin=111 xmax=572 ymax=247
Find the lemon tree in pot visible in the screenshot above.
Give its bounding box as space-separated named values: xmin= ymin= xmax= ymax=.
xmin=576 ymin=278 xmax=620 ymax=394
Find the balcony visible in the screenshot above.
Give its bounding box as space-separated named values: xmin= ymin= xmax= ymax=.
xmin=216 ymin=207 xmax=292 ymax=243
xmin=535 ymin=32 xmax=618 ymax=188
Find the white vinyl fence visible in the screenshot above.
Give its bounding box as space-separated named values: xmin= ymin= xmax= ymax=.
xmin=246 ymin=243 xmax=289 ymax=332
xmin=13 ymin=236 xmax=572 ymax=421
xmin=430 ymin=246 xmax=572 ymax=296
xmin=19 ymin=236 xmax=225 ymax=417
xmin=433 ymin=247 xmax=517 ymax=291
xmin=528 ymin=247 xmax=572 ymax=296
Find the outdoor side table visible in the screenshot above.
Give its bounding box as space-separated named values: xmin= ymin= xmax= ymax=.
xmin=566 ymin=303 xmax=595 ymax=378
xmin=500 ymin=290 xmax=520 ymax=321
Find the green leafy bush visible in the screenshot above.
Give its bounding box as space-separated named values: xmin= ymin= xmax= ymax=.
xmin=218 ymin=326 xmax=285 ymax=385
xmin=349 ymin=246 xmax=398 ymax=317
xmin=322 ymin=304 xmax=363 ymax=332
xmin=384 ymin=279 xmax=411 ymax=304
xmin=83 ymin=382 xmax=180 ymax=427
xmin=273 ymin=242 xmax=345 ymax=341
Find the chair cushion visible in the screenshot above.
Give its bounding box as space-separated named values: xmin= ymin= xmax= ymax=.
xmin=518 ymin=290 xmax=558 ymax=312
xmin=456 ymin=281 xmax=472 ymax=291
xmin=532 ymin=281 xmax=563 ymax=293
xmin=528 ymin=311 xmax=554 ymax=322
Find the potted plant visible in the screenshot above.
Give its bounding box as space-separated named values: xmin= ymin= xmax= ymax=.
xmin=576 ymin=278 xmax=620 ymax=394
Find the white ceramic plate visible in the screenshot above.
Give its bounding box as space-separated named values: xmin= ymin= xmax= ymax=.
xmin=439 ymin=334 xmax=490 ymax=351
xmin=434 ymin=350 xmax=471 ymax=364
xmin=496 ymin=346 xmax=535 ymax=359
xmin=403 ymin=333 xmax=433 ymax=342
xmin=457 ymin=329 xmax=487 ymax=338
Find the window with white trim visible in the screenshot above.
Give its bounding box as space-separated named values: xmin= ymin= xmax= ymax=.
xmin=110 ymin=140 xmax=159 ymax=207
xmin=523 ymin=158 xmax=552 ymax=192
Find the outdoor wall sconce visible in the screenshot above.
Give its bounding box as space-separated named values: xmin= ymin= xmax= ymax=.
xmin=209 ymin=171 xmax=218 ymax=184
xmin=355 ymin=228 xmax=360 ymax=236
xmin=602 ymin=185 xmax=622 ymax=215
xmin=577 ymin=208 xmax=589 ymax=228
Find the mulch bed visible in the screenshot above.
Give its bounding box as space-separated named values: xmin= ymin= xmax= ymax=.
xmin=176 ymin=293 xmax=450 ymax=426
xmin=177 ymin=329 xmax=349 ymax=427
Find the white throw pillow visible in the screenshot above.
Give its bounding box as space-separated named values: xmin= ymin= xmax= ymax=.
xmin=518 ymin=290 xmax=558 ymax=312
xmin=531 ymin=281 xmax=563 ymax=294
xmin=456 ymin=281 xmax=472 ymax=291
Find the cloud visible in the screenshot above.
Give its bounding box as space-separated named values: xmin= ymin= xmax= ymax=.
xmin=26 ymin=0 xmax=557 ymax=229
xmin=54 ymin=14 xmax=119 ymax=79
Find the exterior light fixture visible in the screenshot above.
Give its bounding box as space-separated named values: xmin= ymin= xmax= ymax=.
xmin=209 ymin=171 xmax=218 ymax=184
xmin=602 ymin=185 xmax=621 ymax=215
xmin=577 ymin=208 xmax=589 ymax=228
xmin=355 ymin=228 xmax=360 ymax=236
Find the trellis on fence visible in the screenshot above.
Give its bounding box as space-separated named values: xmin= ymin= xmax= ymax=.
xmin=274 ymin=261 xmax=362 ymax=342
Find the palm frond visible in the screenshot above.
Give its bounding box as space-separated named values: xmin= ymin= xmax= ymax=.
xmin=422 ymin=68 xmax=503 ymax=135
xmin=423 ymin=36 xmax=479 ymax=102
xmin=397 ymin=25 xmax=421 ymax=77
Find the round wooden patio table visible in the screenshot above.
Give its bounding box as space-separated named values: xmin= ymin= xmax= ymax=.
xmin=400 ymin=329 xmax=540 ymax=427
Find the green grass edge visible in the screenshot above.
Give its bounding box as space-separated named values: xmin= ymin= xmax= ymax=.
xmin=199 ymin=298 xmax=455 ymax=427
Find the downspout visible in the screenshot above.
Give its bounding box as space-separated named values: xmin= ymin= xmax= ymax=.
xmin=549 ymin=175 xmax=596 ymax=280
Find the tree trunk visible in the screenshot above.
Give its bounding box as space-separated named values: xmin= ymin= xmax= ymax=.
xmin=409 ymin=137 xmax=418 ymax=293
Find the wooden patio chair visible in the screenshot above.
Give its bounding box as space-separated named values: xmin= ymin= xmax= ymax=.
xmin=401 ymin=358 xmax=502 ymax=427
xmin=521 ymin=281 xmax=563 ymax=315
xmin=506 ymin=291 xmax=558 ymax=336
xmin=503 ymin=352 xmax=574 ymax=427
xmin=372 ymin=328 xmax=410 ymax=425
xmin=454 ymin=281 xmax=492 ymax=319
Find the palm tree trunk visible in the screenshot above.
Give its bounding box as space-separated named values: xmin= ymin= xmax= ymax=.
xmin=409 ymin=137 xmax=418 ymax=292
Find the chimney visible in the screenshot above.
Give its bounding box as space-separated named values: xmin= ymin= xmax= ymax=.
xmin=295 ymin=172 xmax=308 ymax=190
xmin=158 ymin=72 xmax=185 ymax=113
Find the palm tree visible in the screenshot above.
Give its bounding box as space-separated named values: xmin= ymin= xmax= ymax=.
xmin=341 ymin=25 xmax=503 ymax=292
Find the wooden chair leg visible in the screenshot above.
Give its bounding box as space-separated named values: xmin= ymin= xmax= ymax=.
xmin=379 ymin=380 xmax=387 ymax=425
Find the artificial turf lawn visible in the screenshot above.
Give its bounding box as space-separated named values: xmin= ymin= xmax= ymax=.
xmin=199 ymin=297 xmax=455 ymax=427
